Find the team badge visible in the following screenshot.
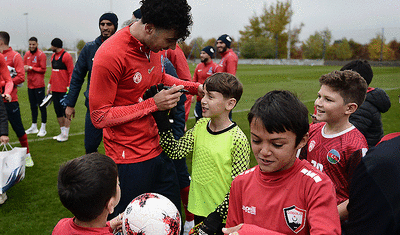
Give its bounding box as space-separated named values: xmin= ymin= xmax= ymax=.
xmin=327 ymin=149 xmax=340 ymax=164
xmin=133 ymin=72 xmax=142 ymax=84
xmin=283 ymin=206 xmax=306 ymax=233
xmin=207 ymin=67 xmax=213 ymax=75
xmin=308 ymin=140 xmax=316 ymax=152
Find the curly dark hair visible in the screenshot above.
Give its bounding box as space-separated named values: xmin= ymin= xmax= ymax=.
xmin=319 ymin=70 xmax=367 ymax=107
xmin=140 ymin=0 xmax=193 ymax=41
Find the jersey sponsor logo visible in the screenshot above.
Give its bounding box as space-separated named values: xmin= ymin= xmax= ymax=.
xmin=133 ymin=72 xmax=142 ymax=84
xmin=308 ymin=140 xmax=316 ymax=152
xmin=283 ymin=205 xmax=306 ymax=234
xmin=301 ymin=168 xmax=322 ymax=183
xmin=327 ymin=149 xmax=340 ymax=164
xmin=197 ymin=69 xmax=202 ymax=72
xmin=242 ymin=205 xmax=256 ymax=215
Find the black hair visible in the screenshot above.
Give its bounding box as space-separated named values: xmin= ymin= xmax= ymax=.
xmin=28 ymin=37 xmax=38 ymax=42
xmin=0 ymin=31 xmax=10 ymax=45
xmin=248 ymin=90 xmax=309 ymax=146
xmin=57 ymin=153 xmax=118 ymax=222
xmin=204 ymin=72 xmax=243 ymax=103
xmin=140 ymin=0 xmax=193 ymax=41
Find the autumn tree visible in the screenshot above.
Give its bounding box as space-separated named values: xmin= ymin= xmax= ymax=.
xmin=302 ymin=29 xmax=331 ymax=59
xmin=326 ymin=39 xmax=352 ymax=60
xmin=388 ymin=39 xmax=400 ymax=60
xmin=239 ymin=0 xmax=301 ymax=59
xmin=348 ymin=39 xmax=369 ymax=60
xmin=368 ymin=35 xmax=395 ymax=61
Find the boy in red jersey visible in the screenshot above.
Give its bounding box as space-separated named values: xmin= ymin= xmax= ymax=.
xmin=299 ymin=70 xmax=368 ymax=221
xmin=225 ymin=90 xmax=341 ymax=235
xmin=193 ymin=46 xmax=217 ymax=120
xmin=89 ymin=0 xmax=201 ymax=220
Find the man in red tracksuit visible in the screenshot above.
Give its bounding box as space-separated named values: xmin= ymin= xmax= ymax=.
xmin=89 ymin=0 xmax=201 ymax=220
xmin=24 ymin=37 xmax=48 ymax=137
xmin=0 ymin=31 xmax=33 ymax=167
xmin=193 ymin=46 xmax=217 ymax=120
xmin=48 ymin=38 xmax=74 ymax=142
xmin=215 ymin=34 xmax=238 ymax=75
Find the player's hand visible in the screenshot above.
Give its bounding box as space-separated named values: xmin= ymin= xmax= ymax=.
xmin=222 ymin=224 xmax=243 ymax=234
xmin=0 ymin=135 xmax=9 ymax=144
xmin=65 ymin=107 xmax=75 ymax=120
xmin=153 ymin=85 xmax=184 ymax=111
xmin=2 ymin=94 xmax=11 ymax=102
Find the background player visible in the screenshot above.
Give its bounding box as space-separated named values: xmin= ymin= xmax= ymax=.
xmin=215 ymin=34 xmax=238 ymax=76
xmin=64 ymin=13 xmax=118 ymax=153
xmin=24 ymin=37 xmax=48 ymax=137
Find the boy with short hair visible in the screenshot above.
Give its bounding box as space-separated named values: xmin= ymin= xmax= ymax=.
xmin=52 ymin=153 xmax=122 ymax=234
xmin=225 ymin=90 xmax=341 ymax=235
xmin=300 ymin=70 xmax=369 ymax=220
xmin=146 ymin=73 xmax=250 ymax=235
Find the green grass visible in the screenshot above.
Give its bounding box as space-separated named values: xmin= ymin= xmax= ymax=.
xmin=1 ymin=65 xmax=399 ymax=234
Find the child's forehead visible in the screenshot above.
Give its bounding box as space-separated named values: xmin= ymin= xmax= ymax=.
xmin=250 ymin=118 xmax=295 ymax=138
xmin=319 ymin=85 xmax=344 ymax=98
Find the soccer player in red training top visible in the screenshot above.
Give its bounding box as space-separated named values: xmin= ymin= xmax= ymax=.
xmin=299 ymin=70 xmax=369 ymax=222
xmin=0 ymin=31 xmax=33 ymax=167
xmin=193 ymin=46 xmax=217 ymax=120
xmin=24 ymin=37 xmax=48 ymax=137
xmin=89 ymin=0 xmax=202 ymax=219
xmin=48 ymin=38 xmax=74 ymax=142
xmin=225 ymin=90 xmax=341 ymax=235
xmin=215 ymin=34 xmax=238 ymax=76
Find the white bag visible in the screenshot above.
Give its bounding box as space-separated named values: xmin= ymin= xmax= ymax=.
xmin=0 ymin=143 xmax=27 ymax=194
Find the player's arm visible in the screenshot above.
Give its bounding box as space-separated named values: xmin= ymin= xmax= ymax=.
xmin=0 ymin=57 xmax=14 ymax=96
xmin=225 ymin=56 xmax=237 ymax=76
xmin=306 ymin=174 xmax=341 ymax=234
xmin=159 ymin=128 xmax=195 ymax=160
xmin=12 ymin=53 xmax=25 ymax=85
xmin=65 ymin=46 xmax=89 ymax=108
xmin=64 ymin=53 xmax=74 ymax=85
xmin=162 ymin=73 xmax=201 ymax=96
xmin=30 ymin=53 xmax=47 ymax=74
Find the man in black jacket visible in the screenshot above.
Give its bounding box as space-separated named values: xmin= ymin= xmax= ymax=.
xmin=64 ymin=13 xmax=118 ymax=153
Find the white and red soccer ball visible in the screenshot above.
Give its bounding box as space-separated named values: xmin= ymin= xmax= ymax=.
xmin=122 ymin=192 xmax=181 ymax=235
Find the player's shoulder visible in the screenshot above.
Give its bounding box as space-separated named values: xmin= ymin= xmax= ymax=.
xmin=296 ymin=159 xmax=331 ymax=184
xmin=235 ymin=166 xmax=257 ymax=181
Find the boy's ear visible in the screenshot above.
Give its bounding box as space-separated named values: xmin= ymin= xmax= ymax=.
xmin=225 ymin=98 xmax=237 ymax=111
xmin=144 ymin=23 xmax=155 ymax=35
xmin=297 ymin=132 xmax=309 ymax=150
xmin=106 ymin=196 xmax=117 ymax=215
xmin=345 ymin=103 xmax=358 ymax=115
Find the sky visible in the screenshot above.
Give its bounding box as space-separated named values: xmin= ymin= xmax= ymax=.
xmin=1 ymin=0 xmax=399 ymax=51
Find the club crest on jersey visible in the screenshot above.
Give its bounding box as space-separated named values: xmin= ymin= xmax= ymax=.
xmin=133 ymin=72 xmax=142 ymax=84
xmin=207 ymin=66 xmax=213 ymax=75
xmin=308 ymin=140 xmax=316 ymax=152
xmin=283 ymin=206 xmax=306 ymax=233
xmin=327 ymin=149 xmax=340 ymax=164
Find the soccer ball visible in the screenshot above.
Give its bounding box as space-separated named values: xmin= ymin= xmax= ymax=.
xmin=7 ymin=66 xmax=17 ymax=78
xmin=122 ymin=192 xmax=181 ymax=235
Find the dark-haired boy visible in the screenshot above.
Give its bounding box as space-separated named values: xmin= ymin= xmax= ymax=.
xmin=300 ymin=70 xmax=369 ymax=221
xmin=225 ymin=90 xmax=341 ymax=235
xmin=52 ymin=153 xmax=122 ymax=234
xmin=89 ymin=0 xmax=202 ymax=219
xmin=147 ymin=73 xmax=250 ymax=235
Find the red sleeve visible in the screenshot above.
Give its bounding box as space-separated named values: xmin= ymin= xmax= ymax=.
xmin=0 ymin=55 xmax=13 ymax=95
xmin=237 ymin=224 xmax=285 ymax=235
xmin=306 ymin=175 xmax=341 ymax=234
xmin=167 ymin=45 xmax=191 ymax=81
xmin=89 ymin=63 xmax=159 ymax=129
xmin=63 ymin=52 xmax=74 ymax=86
xmin=161 ymin=73 xmax=200 ymax=95
xmin=225 ymin=55 xmax=237 ymax=76
xmin=32 ymin=52 xmax=47 ymax=74
xmin=12 ymin=53 xmax=25 ymax=86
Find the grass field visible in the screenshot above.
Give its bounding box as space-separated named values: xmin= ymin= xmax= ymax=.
xmin=1 ymin=64 xmax=399 ymax=234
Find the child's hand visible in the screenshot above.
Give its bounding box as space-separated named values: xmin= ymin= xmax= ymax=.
xmin=109 ymin=213 xmax=123 ymax=233
xmin=1 ymin=94 xmax=11 ymax=102
xmin=222 ymin=224 xmax=243 ymax=234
